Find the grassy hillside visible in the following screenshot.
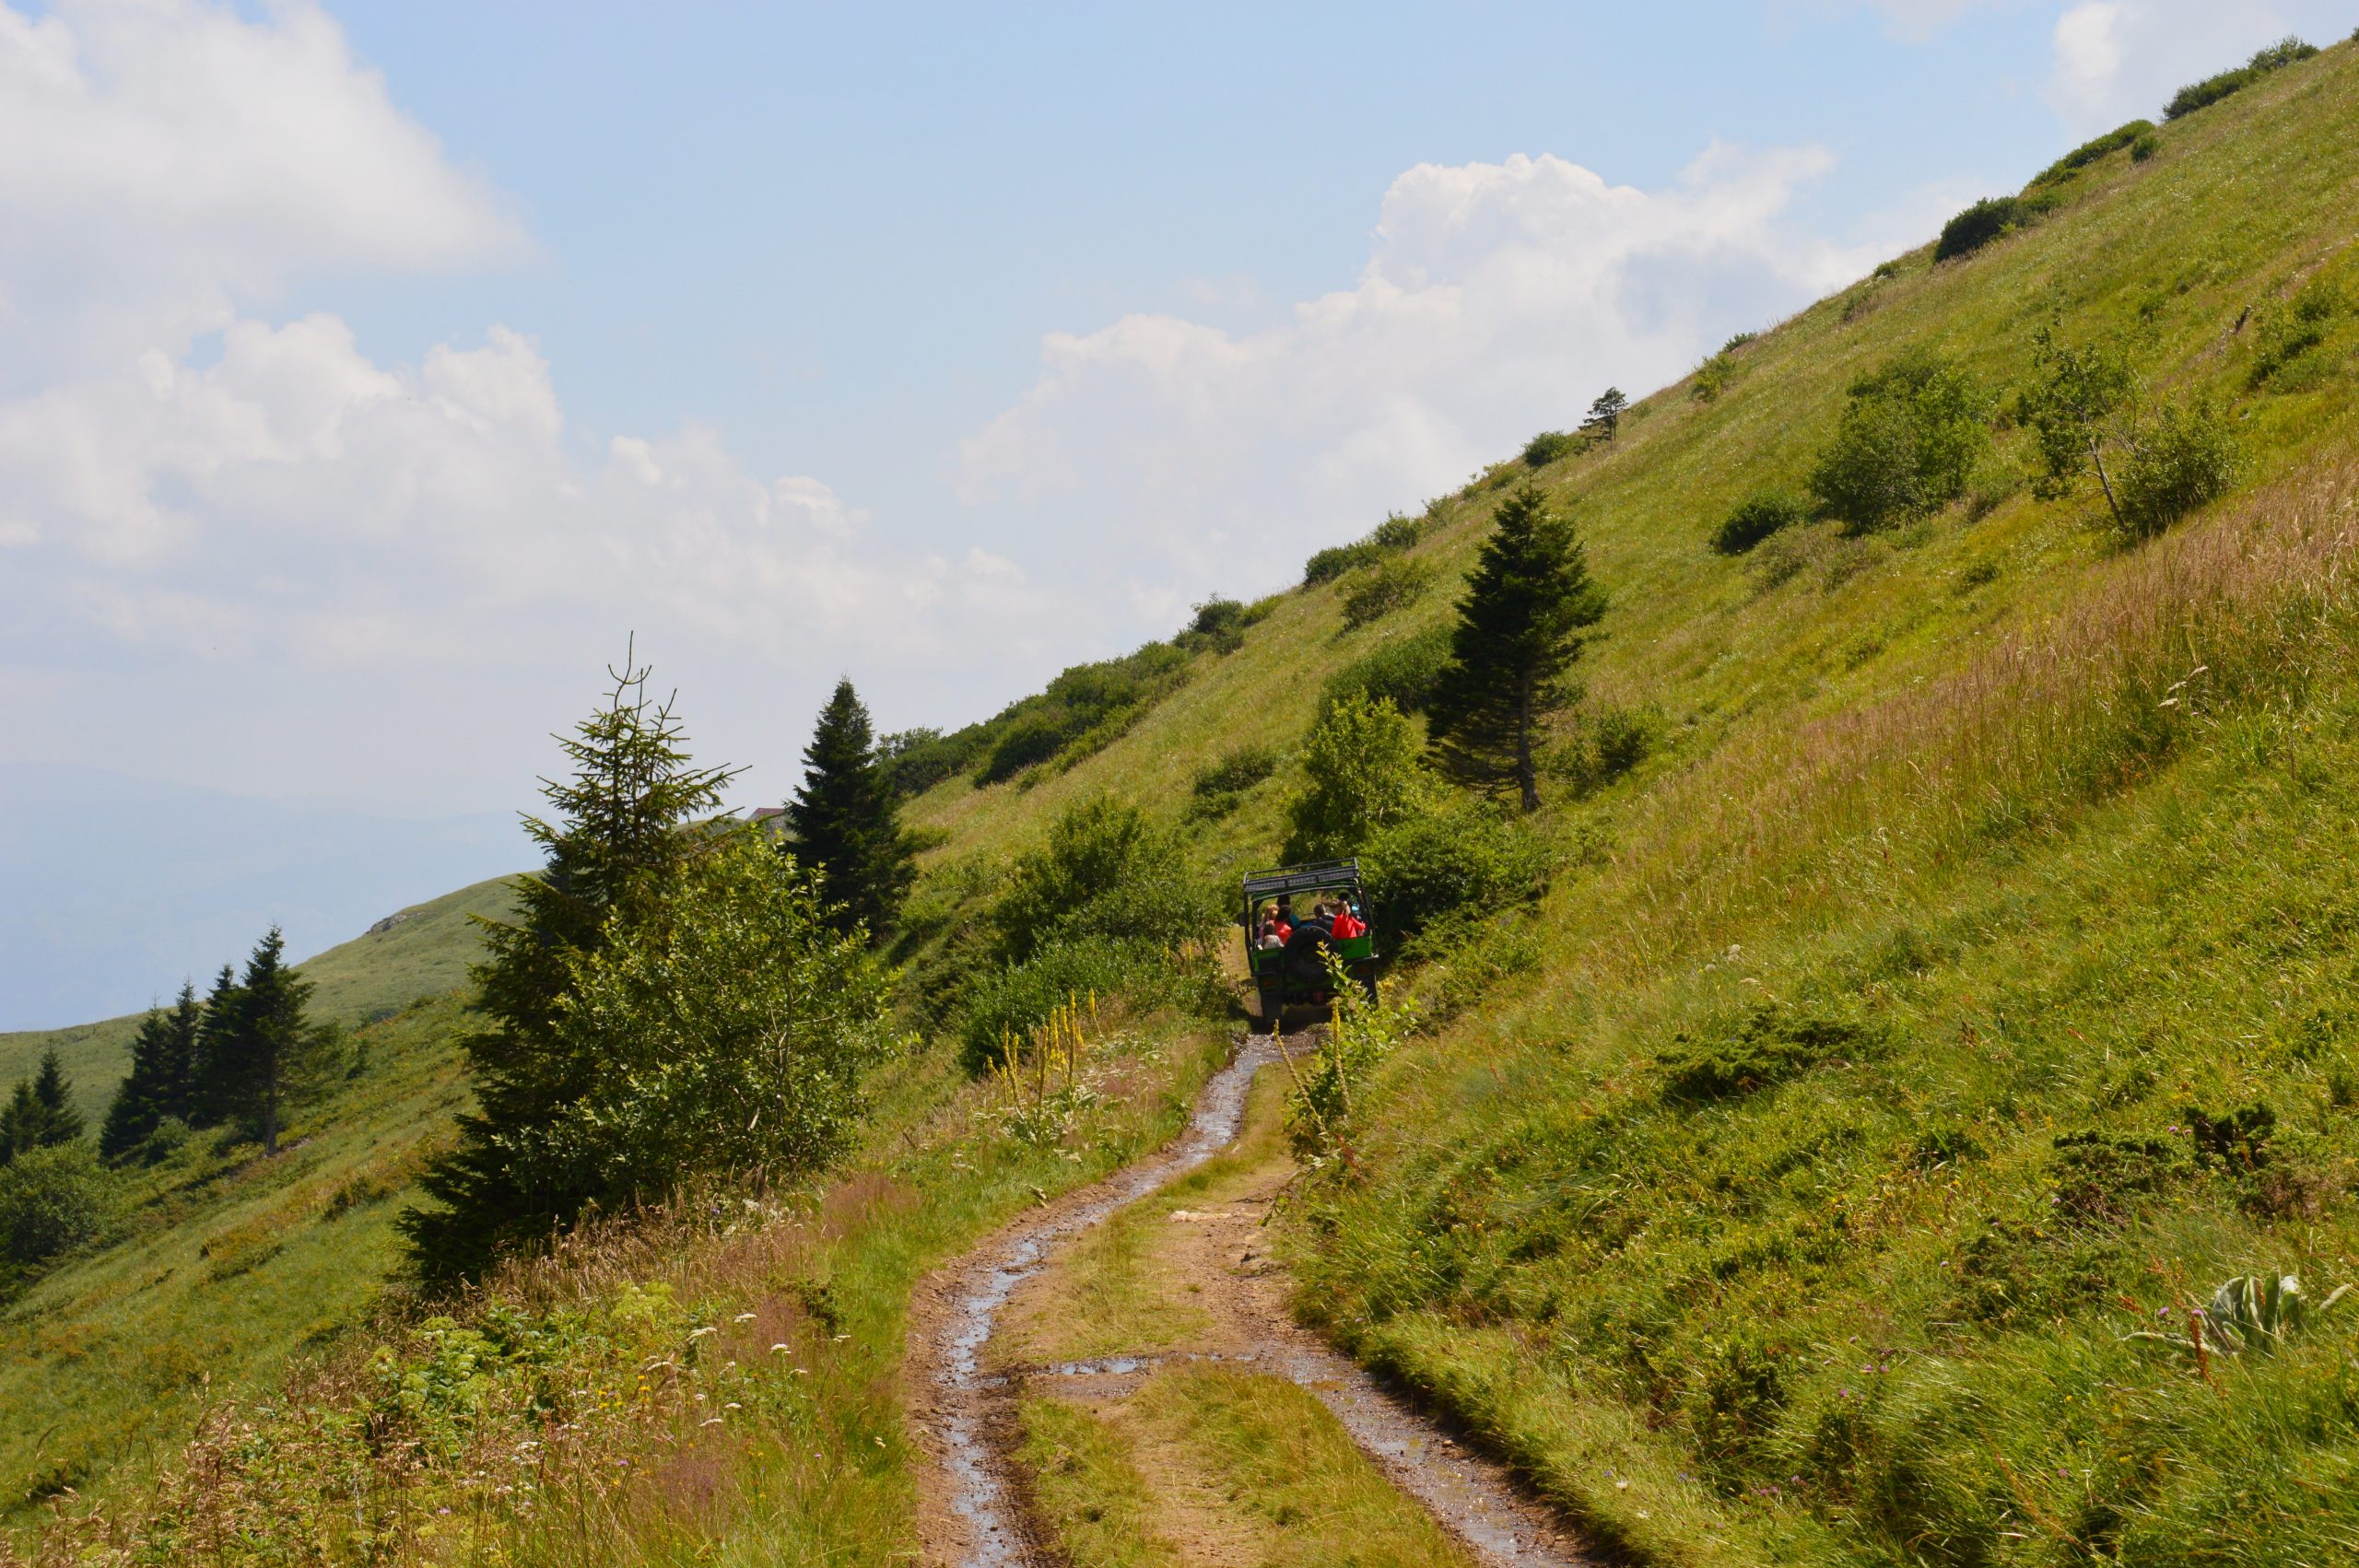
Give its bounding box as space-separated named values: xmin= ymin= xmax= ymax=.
xmin=891 ymin=38 xmax=2359 ymax=1564
xmin=0 ymin=877 xmax=520 ymax=1513
xmin=12 ymin=34 xmax=2359 ymax=1567
xmin=0 ymin=873 xmax=521 ymax=1117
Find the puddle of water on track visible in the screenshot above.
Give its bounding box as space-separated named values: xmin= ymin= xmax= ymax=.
xmin=924 ymin=1035 xmax=1590 ymax=1568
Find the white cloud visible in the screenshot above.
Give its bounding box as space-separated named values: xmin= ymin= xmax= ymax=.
xmin=957 ymin=145 xmax=1878 ymax=607
xmin=0 ymin=0 xmax=1039 ymax=809
xmin=0 ymin=0 xmax=526 ymax=383
xmin=2043 ymin=0 xmax=2349 ymax=132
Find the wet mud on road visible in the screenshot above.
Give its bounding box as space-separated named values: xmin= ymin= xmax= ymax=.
xmin=904 ymin=1033 xmax=1594 ymax=1567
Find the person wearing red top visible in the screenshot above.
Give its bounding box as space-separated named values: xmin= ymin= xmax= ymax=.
xmin=1331 ymin=906 xmax=1366 ymax=940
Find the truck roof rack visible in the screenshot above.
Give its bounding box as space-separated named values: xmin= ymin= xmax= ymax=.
xmin=1241 ymin=859 xmax=1363 ymax=899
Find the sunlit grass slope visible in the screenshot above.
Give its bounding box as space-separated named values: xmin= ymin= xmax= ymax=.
xmin=894 ymin=40 xmax=2359 ymax=1565
xmin=0 ymin=873 xmax=520 ymax=1116
xmin=0 ymin=878 xmax=519 ymax=1514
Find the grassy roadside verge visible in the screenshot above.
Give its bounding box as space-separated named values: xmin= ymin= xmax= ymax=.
xmin=6 ymin=1015 xmax=1235 ymax=1566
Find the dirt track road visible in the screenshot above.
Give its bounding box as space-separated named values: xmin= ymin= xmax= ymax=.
xmin=903 ymin=1032 xmax=1593 ymax=1567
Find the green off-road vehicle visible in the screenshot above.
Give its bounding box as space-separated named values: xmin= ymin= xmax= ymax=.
xmin=1241 ymin=859 xmax=1378 ymax=1032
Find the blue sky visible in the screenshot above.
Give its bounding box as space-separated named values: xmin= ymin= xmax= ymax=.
xmin=1 ymin=0 xmax=2350 ymax=1023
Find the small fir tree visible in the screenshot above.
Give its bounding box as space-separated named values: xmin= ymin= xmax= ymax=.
xmin=1426 ymin=486 xmax=1608 ymax=812
xmin=783 ymin=678 xmax=915 ymax=942
xmin=100 ymin=982 xmax=201 ymax=1161
xmin=402 ymin=649 xmax=739 ymax=1282
xmin=1579 ymin=387 xmax=1628 ymax=444
xmin=226 ymin=928 xmax=330 ymax=1156
xmin=2 ymin=1049 xmax=84 ymax=1161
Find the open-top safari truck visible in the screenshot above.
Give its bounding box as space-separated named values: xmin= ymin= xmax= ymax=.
xmin=1241 ymin=859 xmax=1378 ymax=1032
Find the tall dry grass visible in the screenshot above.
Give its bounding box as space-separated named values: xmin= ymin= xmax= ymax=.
xmin=1591 ymin=457 xmax=2359 ymax=972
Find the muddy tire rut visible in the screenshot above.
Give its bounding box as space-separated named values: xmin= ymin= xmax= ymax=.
xmin=903 ymin=1032 xmax=1593 ymax=1567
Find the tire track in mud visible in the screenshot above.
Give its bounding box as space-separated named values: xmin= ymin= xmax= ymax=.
xmin=904 ymin=1032 xmax=1594 ymax=1567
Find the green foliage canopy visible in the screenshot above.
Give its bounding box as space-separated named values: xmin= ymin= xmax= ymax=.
xmin=1283 ymin=694 xmax=1433 ymax=863
xmin=1807 ymin=348 xmax=1990 ymax=532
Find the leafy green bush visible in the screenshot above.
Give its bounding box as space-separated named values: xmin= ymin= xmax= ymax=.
xmin=0 ymin=1142 xmax=112 ymax=1282
xmin=2165 ymin=37 xmax=2318 ymax=120
xmin=523 ymin=836 xmax=898 ymax=1205
xmin=972 ymin=643 xmax=1191 ymax=785
xmin=2131 ymin=131 xmax=2161 ymax=162
xmin=1722 ymin=331 xmax=1759 ymax=353
xmin=1368 ymin=511 xmax=1426 ymax=552
xmin=1360 ymin=797 xmax=1546 ymax=941
xmin=1548 ymin=705 xmax=1660 ymax=794
xmin=958 ymin=939 xmax=1163 ymax=1070
xmin=1304 ymin=541 xmax=1379 ymax=584
xmin=1175 ymin=595 xmax=1271 ymax=654
xmin=1808 ymin=350 xmax=1990 ymax=532
xmin=1284 ymin=694 xmax=1434 ymax=863
xmin=2116 ymin=396 xmax=2244 ymax=538
xmin=1711 ymin=490 xmax=1808 ymax=555
xmin=1691 ymin=351 xmax=1737 ymax=402
xmin=1322 ymin=624 xmax=1453 ymax=716
xmin=1522 ymin=430 xmax=1580 ymax=468
xmin=990 ymin=793 xmax=1213 ymax=965
xmin=1933 ymin=196 xmax=2024 ymax=262
xmin=2027 ymin=119 xmax=2156 ymax=188
xmin=1339 ymin=556 xmax=1437 ymax=630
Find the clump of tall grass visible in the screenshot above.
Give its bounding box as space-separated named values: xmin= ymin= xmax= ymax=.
xmin=1607 ymin=458 xmax=2359 ymax=973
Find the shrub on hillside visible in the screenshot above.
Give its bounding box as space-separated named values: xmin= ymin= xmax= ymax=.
xmin=0 ymin=1142 xmax=112 ymax=1283
xmin=1522 ymin=430 xmax=1580 ymax=467
xmin=990 ymin=793 xmax=1213 ymax=965
xmin=972 ymin=643 xmax=1191 ymax=786
xmin=522 ymin=837 xmax=898 ymax=1205
xmin=1369 ymin=511 xmax=1426 ymax=552
xmin=1711 ymin=490 xmax=1808 ymax=555
xmin=1283 ymin=694 xmax=1432 ymax=862
xmin=1808 ymin=350 xmax=1990 ymax=532
xmin=1547 ymin=704 xmax=1661 ymax=795
xmin=1933 ymin=196 xmax=2025 ymax=262
xmin=2250 ymin=279 xmax=2343 ymax=384
xmin=2116 ymin=397 xmax=2244 ymax=539
xmin=2165 ymin=37 xmax=2317 ymax=120
xmin=1175 ymin=595 xmax=1272 ymax=654
xmin=2027 ymin=119 xmax=2156 ymax=188
xmin=1191 ymin=743 xmax=1280 ymax=800
xmin=958 ymin=940 xmax=1168 ymax=1070
xmin=1323 ymin=623 xmax=1453 ymax=716
xmin=1340 ymin=556 xmax=1437 ymax=630
xmin=1691 ymin=351 xmax=1737 ymax=403
xmin=1304 ymin=541 xmax=1380 ymax=585
xmin=1361 ymin=799 xmax=1546 ymax=942
xmin=1658 ymin=1005 xmax=1881 ymax=1100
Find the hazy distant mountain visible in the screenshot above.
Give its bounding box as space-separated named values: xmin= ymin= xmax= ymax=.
xmin=0 ymin=762 xmax=528 ymax=1030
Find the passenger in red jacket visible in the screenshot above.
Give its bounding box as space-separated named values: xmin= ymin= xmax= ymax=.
xmin=1331 ymin=905 xmax=1366 ymax=940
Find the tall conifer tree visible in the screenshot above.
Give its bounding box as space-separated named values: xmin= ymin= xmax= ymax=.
xmin=101 ymin=982 xmax=203 ymax=1161
xmin=402 ymin=649 xmax=737 ymax=1281
xmin=189 ymin=963 xmax=244 ymax=1129
xmin=783 ymin=678 xmax=914 ymax=942
xmin=1426 ymin=485 xmax=1608 ymax=813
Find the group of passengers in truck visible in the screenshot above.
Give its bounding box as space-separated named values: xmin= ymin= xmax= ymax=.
xmin=1251 ymin=893 xmax=1366 ymax=949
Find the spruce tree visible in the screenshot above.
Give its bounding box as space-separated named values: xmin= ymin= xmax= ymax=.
xmin=1426 ymin=485 xmax=1608 ymax=813
xmin=402 ymin=649 xmax=738 ymax=1282
xmin=232 ymin=928 xmax=327 ymax=1156
xmin=783 ymin=678 xmax=914 ymax=942
xmin=189 ymin=963 xmax=244 ymax=1129
xmin=0 ymin=1080 xmax=35 ymax=1164
xmin=100 ymin=983 xmax=200 ymax=1161
xmin=1579 ymin=387 xmax=1628 ymax=445
xmin=2 ymin=1050 xmax=85 ymax=1163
